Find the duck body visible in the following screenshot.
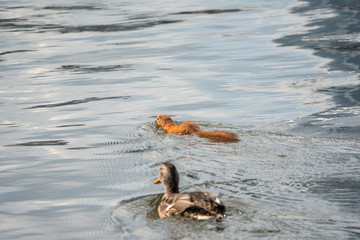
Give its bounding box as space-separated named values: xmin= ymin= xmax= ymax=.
xmin=158 ymin=191 xmax=225 ymax=219
xmin=153 ymin=162 xmax=225 ymax=220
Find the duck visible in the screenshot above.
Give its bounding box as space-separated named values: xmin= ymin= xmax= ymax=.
xmin=153 ymin=162 xmax=225 ymax=220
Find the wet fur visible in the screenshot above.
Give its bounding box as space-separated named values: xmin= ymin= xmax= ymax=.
xmin=156 ymin=114 xmax=239 ymax=142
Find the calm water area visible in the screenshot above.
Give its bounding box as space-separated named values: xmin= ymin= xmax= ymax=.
xmin=1 ymin=0 xmax=359 ymax=239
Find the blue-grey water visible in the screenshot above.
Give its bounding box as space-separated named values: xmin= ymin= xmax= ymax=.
xmin=1 ymin=0 xmax=359 ymax=239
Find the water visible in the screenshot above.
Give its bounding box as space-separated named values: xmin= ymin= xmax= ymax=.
xmin=0 ymin=0 xmax=359 ymax=239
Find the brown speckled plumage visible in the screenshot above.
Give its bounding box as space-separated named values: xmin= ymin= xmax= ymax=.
xmin=153 ymin=162 xmax=225 ymax=219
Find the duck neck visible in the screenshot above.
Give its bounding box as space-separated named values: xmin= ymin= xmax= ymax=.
xmin=163 ymin=182 xmax=179 ymax=196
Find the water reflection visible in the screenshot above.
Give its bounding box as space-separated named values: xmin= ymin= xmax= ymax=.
xmin=275 ymin=0 xmax=360 ymax=73
xmin=275 ymin=0 xmax=360 ymax=138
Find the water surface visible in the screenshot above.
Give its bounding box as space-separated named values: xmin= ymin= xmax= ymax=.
xmin=0 ymin=0 xmax=359 ymax=239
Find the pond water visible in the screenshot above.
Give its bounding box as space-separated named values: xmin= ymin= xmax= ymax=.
xmin=0 ymin=0 xmax=359 ymax=239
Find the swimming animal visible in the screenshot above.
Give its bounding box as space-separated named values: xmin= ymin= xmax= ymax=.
xmin=153 ymin=162 xmax=225 ymax=219
xmin=156 ymin=114 xmax=239 ymax=142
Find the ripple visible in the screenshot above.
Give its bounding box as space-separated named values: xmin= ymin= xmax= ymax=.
xmin=26 ymin=96 xmax=129 ymax=109
xmin=43 ymin=5 xmax=102 ymax=11
xmin=58 ymin=20 xmax=183 ymax=33
xmin=56 ymin=124 xmax=86 ymax=128
xmin=308 ymin=178 xmax=360 ymax=213
xmin=59 ymin=64 xmax=133 ymax=74
xmin=0 ymin=49 xmax=36 ymax=56
xmin=111 ymin=194 xmax=161 ymax=235
xmin=175 ymin=9 xmax=244 ymax=15
xmin=314 ymin=43 xmax=360 ymax=51
xmin=0 ymin=17 xmax=182 ymax=33
xmin=5 ymin=140 xmax=67 ymax=147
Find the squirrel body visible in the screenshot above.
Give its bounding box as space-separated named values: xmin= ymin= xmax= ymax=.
xmin=156 ymin=114 xmax=239 ymax=142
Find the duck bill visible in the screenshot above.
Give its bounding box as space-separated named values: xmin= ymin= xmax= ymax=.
xmin=153 ymin=178 xmax=161 ymax=184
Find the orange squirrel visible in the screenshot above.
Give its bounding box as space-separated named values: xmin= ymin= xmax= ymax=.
xmin=156 ymin=114 xmax=239 ymax=142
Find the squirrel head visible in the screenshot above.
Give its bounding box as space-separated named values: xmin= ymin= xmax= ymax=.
xmin=156 ymin=114 xmax=173 ymax=127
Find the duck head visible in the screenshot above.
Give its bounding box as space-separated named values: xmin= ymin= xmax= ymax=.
xmin=153 ymin=162 xmax=179 ymax=195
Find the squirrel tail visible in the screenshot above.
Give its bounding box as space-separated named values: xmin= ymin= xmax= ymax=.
xmin=194 ymin=131 xmax=239 ymax=142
